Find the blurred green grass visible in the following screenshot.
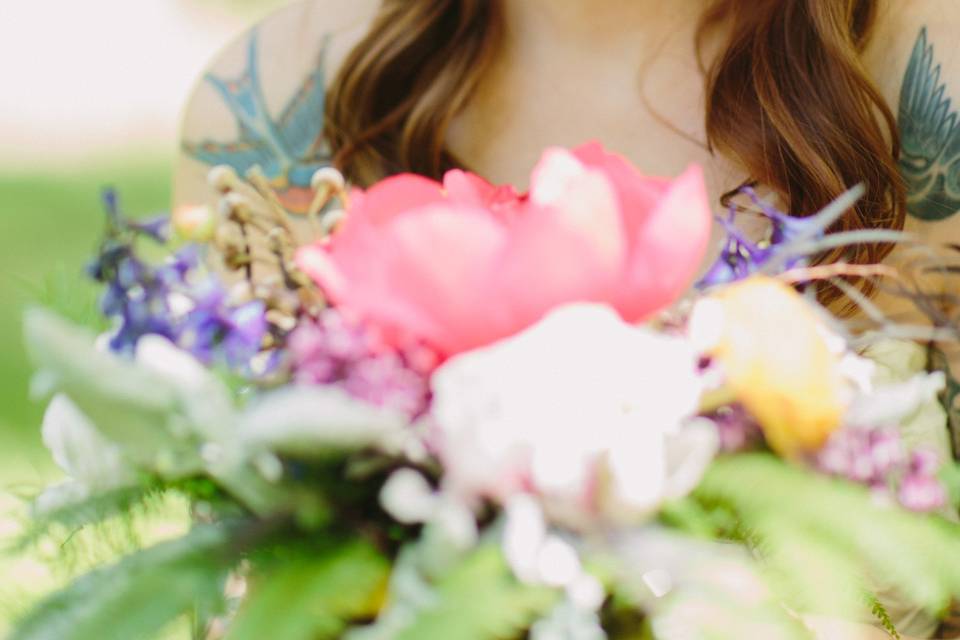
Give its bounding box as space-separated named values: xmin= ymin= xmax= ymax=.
xmin=0 ymin=153 xmax=174 ymax=485
xmin=0 ymin=152 xmax=186 ymax=633
xmin=0 ymin=3 xmax=300 ymax=632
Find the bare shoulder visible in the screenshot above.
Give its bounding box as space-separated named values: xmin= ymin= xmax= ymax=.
xmin=173 ymin=0 xmax=379 ymax=211
xmin=865 ymin=1 xmax=960 ymax=114
xmin=862 ymin=0 xmax=960 ymax=236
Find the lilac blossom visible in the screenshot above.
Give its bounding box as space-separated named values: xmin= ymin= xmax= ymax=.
xmin=813 ymin=425 xmax=947 ymax=513
xmin=898 ymin=450 xmax=949 ymax=512
xmin=706 ymin=404 xmax=764 ymax=453
xmin=288 ymin=309 xmax=431 ymax=419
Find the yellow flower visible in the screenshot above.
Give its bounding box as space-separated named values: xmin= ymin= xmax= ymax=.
xmin=697 ymin=277 xmax=845 ymax=456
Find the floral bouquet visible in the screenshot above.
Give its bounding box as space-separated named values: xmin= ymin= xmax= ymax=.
xmin=11 ymin=143 xmax=960 ymax=640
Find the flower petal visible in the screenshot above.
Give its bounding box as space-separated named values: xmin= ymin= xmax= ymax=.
xmin=383 ymin=205 xmax=511 ymax=353
xmin=443 ymin=169 xmax=521 ymax=213
xmin=572 ymin=141 xmax=673 ymax=240
xmin=620 ymin=164 xmax=712 ymax=319
xmin=351 ymin=174 xmax=447 ymax=225
xmin=298 ymin=214 xmax=451 ymax=351
xmin=530 ymin=148 xmax=626 ymax=264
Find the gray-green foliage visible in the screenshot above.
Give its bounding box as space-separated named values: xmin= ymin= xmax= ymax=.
xmin=350 ymin=544 xmax=559 ymax=640
xmin=22 ymin=309 xmax=407 ymax=518
xmin=24 ymin=309 xmax=209 ymax=478
xmin=392 ymin=546 xmax=558 ymax=640
xmin=16 ymin=310 xmax=960 ymax=640
xmin=595 ymin=527 xmax=810 ymax=640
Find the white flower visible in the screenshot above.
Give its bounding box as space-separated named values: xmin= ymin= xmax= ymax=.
xmin=41 ymin=394 xmax=134 ymax=493
xmin=845 ymin=372 xmax=946 ymax=428
xmin=380 ymin=468 xmax=439 ymax=525
xmin=502 ymin=494 xmax=607 ymax=640
xmin=430 ymin=303 xmax=715 ymax=526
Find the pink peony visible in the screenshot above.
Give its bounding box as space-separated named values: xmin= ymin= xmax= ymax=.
xmin=297 ymin=142 xmax=712 ymax=357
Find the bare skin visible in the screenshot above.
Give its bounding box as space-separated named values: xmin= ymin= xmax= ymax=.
xmin=447 ymin=1 xmax=736 ymax=194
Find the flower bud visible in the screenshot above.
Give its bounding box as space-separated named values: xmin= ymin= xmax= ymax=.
xmin=172 ymin=204 xmax=216 ymax=242
xmin=208 ymin=165 xmax=240 ymax=193
xmin=311 ymin=167 xmax=346 ymax=193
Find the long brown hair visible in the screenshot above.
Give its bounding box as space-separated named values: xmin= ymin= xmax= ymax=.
xmin=326 ymin=0 xmax=905 ymax=268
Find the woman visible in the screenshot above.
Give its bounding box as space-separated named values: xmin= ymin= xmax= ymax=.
xmin=175 ymin=1 xmax=960 ymax=637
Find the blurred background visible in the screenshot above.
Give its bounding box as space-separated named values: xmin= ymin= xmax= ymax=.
xmin=0 ymin=0 xmax=286 ymax=632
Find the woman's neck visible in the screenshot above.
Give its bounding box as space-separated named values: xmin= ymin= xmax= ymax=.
xmin=446 ymin=0 xmax=731 ymax=191
xmin=500 ymin=0 xmax=706 ymax=49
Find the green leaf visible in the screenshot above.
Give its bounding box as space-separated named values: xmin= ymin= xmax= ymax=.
xmin=9 ymin=524 xmax=237 ymax=640
xmin=23 ymin=309 xmax=203 ymax=477
xmin=227 ymin=541 xmax=389 ymax=640
xmin=391 ymin=545 xmax=559 ymax=640
xmin=236 ymin=387 xmax=406 ymax=459
xmin=697 ymin=454 xmax=960 ymax=620
xmin=658 ymin=498 xmax=726 ymax=539
xmin=21 ymin=309 xmax=311 ymax=518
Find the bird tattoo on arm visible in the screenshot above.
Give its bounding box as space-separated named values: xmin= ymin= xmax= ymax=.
xmin=183 ymin=30 xmax=333 ymax=214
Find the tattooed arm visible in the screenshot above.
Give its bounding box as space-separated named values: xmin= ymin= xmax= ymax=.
xmin=880 ymin=10 xmax=960 ymax=637
xmin=899 ymin=25 xmax=960 ymax=223
xmin=899 ymin=23 xmax=960 ymax=461
xmin=868 ymin=3 xmax=960 ymax=463
xmin=173 ymin=0 xmax=378 ymax=212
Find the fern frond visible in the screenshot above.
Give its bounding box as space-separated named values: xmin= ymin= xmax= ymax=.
xmin=9 ymin=523 xmax=239 ymax=640
xmin=867 ymin=593 xmax=902 ymax=639
xmin=227 ymin=540 xmax=389 ymax=640
xmin=697 ymin=455 xmax=960 ymax=622
xmin=10 ymin=486 xmax=156 ymax=554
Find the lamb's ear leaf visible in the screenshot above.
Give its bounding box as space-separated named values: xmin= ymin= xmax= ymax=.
xmin=23 ymin=309 xmax=212 ymax=478
xmin=236 ymin=386 xmax=406 ymax=459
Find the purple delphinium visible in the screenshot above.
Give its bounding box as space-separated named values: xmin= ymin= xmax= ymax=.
xmin=289 ymin=309 xmax=432 ymax=419
xmin=696 ymin=202 xmax=773 ymax=287
xmin=813 ymin=426 xmax=948 ymax=513
xmin=89 ymin=189 xmax=269 ymax=373
xmin=696 ymin=186 xmax=826 ymax=289
xmin=88 ymin=190 xmax=179 ymax=353
xmin=178 ymin=280 xmax=268 ymax=369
